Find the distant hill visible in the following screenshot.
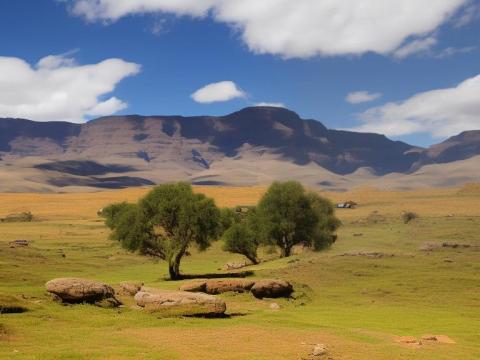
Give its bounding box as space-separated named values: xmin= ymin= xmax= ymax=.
xmin=0 ymin=107 xmax=478 ymax=192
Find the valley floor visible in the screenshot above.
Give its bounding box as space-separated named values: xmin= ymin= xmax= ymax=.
xmin=0 ymin=186 xmax=479 ymax=359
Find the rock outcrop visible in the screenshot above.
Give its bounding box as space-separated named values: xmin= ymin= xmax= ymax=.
xmin=45 ymin=278 xmax=120 ymax=306
xmin=250 ymin=279 xmax=293 ymax=299
xmin=180 ymin=278 xmax=293 ymax=299
xmin=135 ymin=287 xmax=226 ymax=316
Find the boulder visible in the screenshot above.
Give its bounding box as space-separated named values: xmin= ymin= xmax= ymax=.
xmin=250 ymin=279 xmax=293 ymax=299
xmin=269 ymin=302 xmax=281 ymax=310
xmin=179 ymin=280 xmax=207 ymax=293
xmin=45 ymin=278 xmax=120 ymax=306
xmin=312 ymin=344 xmax=327 ymax=356
xmin=135 ymin=287 xmax=226 ymax=316
xmin=180 ymin=279 xmax=255 ymax=294
xmin=205 ymin=279 xmax=255 ymax=294
xmin=119 ymin=281 xmax=144 ymax=296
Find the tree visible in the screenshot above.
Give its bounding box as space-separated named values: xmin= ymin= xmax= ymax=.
xmin=223 ymin=223 xmax=259 ymax=264
xmin=101 ymin=202 xmax=136 ymax=230
xmin=222 ymin=206 xmax=264 ymax=264
xmin=307 ymin=193 xmax=341 ymax=250
xmin=257 ymin=181 xmax=340 ymax=257
xmin=105 ymin=183 xmax=221 ymax=280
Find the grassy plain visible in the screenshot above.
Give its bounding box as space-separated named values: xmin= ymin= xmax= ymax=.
xmin=0 ymin=185 xmax=479 ymax=359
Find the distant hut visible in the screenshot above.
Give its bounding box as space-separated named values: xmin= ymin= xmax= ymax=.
xmin=336 ymin=201 xmax=358 ymax=209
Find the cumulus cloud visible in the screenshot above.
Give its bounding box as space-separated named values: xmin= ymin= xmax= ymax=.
xmin=349 ymin=74 xmax=480 ymax=138
xmin=255 ymin=102 xmax=286 ymax=108
xmin=346 ymin=91 xmax=382 ymax=104
xmin=0 ymin=54 xmax=140 ymax=123
xmin=191 ymin=81 xmax=245 ymax=103
xmin=67 ymin=0 xmax=469 ymax=59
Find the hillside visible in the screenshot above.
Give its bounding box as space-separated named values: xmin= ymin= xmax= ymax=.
xmin=0 ymin=107 xmax=479 ymax=191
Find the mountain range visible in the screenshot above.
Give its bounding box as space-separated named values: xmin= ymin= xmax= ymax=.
xmin=0 ymin=106 xmax=479 ymax=192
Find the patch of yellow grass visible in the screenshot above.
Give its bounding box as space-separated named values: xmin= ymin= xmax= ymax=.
xmin=0 ymin=185 xmax=477 ymax=222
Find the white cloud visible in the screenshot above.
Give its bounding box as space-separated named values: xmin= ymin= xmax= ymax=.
xmin=68 ymin=0 xmax=469 ymax=59
xmin=346 ymin=91 xmax=382 ymax=104
xmin=393 ymin=36 xmax=438 ymax=59
xmin=191 ymin=81 xmax=245 ymax=103
xmin=434 ymin=46 xmax=476 ymax=58
xmin=0 ymin=54 xmax=140 ymax=123
xmin=453 ymin=2 xmax=480 ymax=27
xmin=349 ymin=74 xmax=480 ymax=138
xmin=255 ymin=102 xmax=286 ymax=108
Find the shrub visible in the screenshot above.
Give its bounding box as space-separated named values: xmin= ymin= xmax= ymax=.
xmin=1 ymin=211 xmax=33 ymax=223
xmin=403 ymin=211 xmax=418 ymax=224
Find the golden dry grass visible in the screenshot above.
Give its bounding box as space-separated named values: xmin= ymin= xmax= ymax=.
xmin=1 ymin=185 xmax=480 ymax=360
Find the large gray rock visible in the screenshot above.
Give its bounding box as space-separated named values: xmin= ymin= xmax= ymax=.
xmin=45 ymin=278 xmax=120 ymax=306
xmin=135 ymin=287 xmax=226 ymax=316
xmin=250 ymin=279 xmax=293 ymax=299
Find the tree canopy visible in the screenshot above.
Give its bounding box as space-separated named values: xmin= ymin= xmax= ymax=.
xmin=257 ymin=181 xmax=340 ymax=257
xmin=103 ymin=182 xmax=220 ymax=280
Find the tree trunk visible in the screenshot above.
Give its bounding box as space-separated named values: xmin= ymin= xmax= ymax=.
xmin=168 ymin=262 xmax=181 ymax=280
xmin=247 ymin=254 xmax=259 ymax=265
xmin=168 ymin=245 xmax=187 ymax=280
xmin=280 ymin=235 xmax=292 ymax=257
xmin=281 ymin=246 xmax=292 ymax=257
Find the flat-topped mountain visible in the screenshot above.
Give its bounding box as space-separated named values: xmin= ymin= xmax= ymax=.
xmin=0 ymin=107 xmax=478 ymax=191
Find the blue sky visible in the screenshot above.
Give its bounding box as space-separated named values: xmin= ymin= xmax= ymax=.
xmin=0 ymin=0 xmax=479 ymax=146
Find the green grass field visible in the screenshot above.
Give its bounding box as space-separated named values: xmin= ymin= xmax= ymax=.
xmin=0 ymin=186 xmax=479 ymax=359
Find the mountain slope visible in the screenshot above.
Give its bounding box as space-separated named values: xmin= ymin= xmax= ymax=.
xmin=0 ymin=107 xmax=478 ymax=191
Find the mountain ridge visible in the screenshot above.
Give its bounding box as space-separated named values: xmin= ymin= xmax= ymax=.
xmin=0 ymin=107 xmax=478 ymax=191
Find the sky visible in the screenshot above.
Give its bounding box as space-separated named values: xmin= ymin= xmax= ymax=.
xmin=0 ymin=0 xmax=479 ymax=146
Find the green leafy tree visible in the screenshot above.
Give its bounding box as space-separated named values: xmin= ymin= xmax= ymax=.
xmin=105 ymin=183 xmax=221 ymax=280
xmin=222 ymin=207 xmax=264 ymax=264
xmin=223 ymin=223 xmax=259 ymax=264
xmin=257 ymin=181 xmax=340 ymax=257
xmin=307 ymin=193 xmax=342 ymax=250
xmin=101 ymin=202 xmax=137 ymax=230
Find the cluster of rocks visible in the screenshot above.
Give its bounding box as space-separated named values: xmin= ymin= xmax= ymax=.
xmin=396 ymin=334 xmax=455 ymax=346
xmin=221 ymin=261 xmax=248 ymax=271
xmin=179 ymin=278 xmax=293 ymax=299
xmin=339 ymin=251 xmax=395 ymax=259
xmin=419 ymin=242 xmax=476 ymax=252
xmin=44 ymin=277 xmax=293 ymax=317
xmin=8 ymin=240 xmax=30 ymax=248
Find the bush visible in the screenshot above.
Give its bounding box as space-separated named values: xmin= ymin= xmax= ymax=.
xmin=403 ymin=211 xmax=418 ymax=224
xmin=1 ymin=211 xmax=33 ymax=223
